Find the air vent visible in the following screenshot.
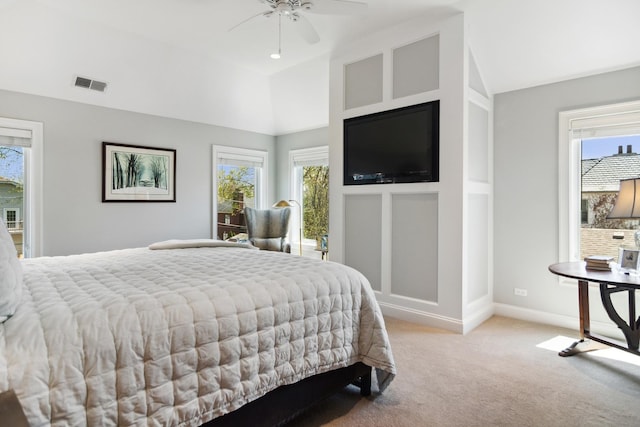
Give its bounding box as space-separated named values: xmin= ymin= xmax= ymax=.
xmin=75 ymin=76 xmax=91 ymax=88
xmin=89 ymin=80 xmax=107 ymax=92
xmin=74 ymin=76 xmax=107 ymax=92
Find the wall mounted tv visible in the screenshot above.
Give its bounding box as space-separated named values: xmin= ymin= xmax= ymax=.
xmin=343 ymin=100 xmax=439 ymax=185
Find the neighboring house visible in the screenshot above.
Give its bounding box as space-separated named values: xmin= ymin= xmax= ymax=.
xmin=216 ymin=193 xmax=254 ymax=241
xmin=581 ymin=144 xmax=640 ymax=225
xmin=0 ymin=176 xmax=23 ymax=256
xmin=581 ymin=145 xmax=640 ymax=259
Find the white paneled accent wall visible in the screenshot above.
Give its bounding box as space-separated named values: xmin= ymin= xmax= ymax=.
xmin=466 ymin=49 xmax=493 ymax=327
xmin=344 ymin=194 xmax=383 ymax=292
xmin=391 ymin=193 xmax=439 ymax=302
xmin=393 ymin=35 xmax=440 ymax=99
xmin=329 ymin=13 xmax=493 ymax=333
xmin=344 ymin=54 xmax=384 ymax=110
xmin=466 ymin=193 xmax=490 ymax=303
xmin=468 ymin=102 xmax=490 ymax=182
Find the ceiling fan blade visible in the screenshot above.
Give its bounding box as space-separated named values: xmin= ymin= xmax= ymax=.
xmin=306 ymin=0 xmax=367 ymax=15
xmin=293 ymin=14 xmax=320 ymax=44
xmin=228 ymin=10 xmax=273 ymax=32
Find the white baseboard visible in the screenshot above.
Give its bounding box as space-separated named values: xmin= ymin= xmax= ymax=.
xmin=379 ymin=302 xmax=463 ymax=333
xmin=494 ymin=303 xmax=625 ymax=341
xmin=379 ymin=301 xmax=493 ymax=334
xmin=380 ymin=301 xmax=625 ymax=341
xmin=462 ymin=303 xmax=494 ymax=335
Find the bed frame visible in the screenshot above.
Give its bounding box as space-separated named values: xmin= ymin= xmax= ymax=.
xmin=4 ymin=363 xmax=371 ymax=427
xmin=206 ymin=362 xmax=372 ymax=427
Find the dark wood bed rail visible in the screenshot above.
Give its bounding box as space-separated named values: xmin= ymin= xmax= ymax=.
xmin=205 ymin=362 xmax=372 ymax=427
xmin=0 ymin=364 xmax=371 ymax=427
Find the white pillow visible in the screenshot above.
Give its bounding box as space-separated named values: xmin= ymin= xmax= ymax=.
xmin=0 ymin=219 xmax=23 ymax=322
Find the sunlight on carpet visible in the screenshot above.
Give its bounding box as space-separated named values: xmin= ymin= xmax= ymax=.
xmin=536 ymin=335 xmax=640 ymax=366
xmin=536 ymin=335 xmax=576 ymax=352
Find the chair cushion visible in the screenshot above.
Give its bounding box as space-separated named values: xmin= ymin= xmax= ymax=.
xmin=250 ymin=237 xmax=285 ymax=252
xmin=244 ymin=207 xmax=292 ymax=253
xmin=245 ymin=208 xmax=290 ymax=238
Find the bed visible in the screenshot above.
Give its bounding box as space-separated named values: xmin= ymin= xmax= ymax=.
xmin=0 ymin=227 xmax=396 ymax=426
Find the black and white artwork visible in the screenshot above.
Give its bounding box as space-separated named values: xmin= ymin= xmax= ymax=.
xmin=102 ymin=142 xmax=176 ymax=202
xmin=619 ymin=246 xmax=640 ymax=270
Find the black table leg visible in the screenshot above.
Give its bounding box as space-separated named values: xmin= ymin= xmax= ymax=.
xmin=600 ymin=284 xmax=640 ymax=351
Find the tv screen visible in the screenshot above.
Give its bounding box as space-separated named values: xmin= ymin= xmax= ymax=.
xmin=343 ymin=101 xmax=439 ymax=185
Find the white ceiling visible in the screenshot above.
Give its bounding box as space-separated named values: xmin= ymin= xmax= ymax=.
xmin=1 ymin=0 xmax=639 ymax=135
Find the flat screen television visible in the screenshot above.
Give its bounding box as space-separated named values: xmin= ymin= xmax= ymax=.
xmin=343 ymin=100 xmax=439 ymax=185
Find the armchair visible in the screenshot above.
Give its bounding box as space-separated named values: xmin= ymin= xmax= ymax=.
xmin=244 ymin=207 xmax=291 ymax=253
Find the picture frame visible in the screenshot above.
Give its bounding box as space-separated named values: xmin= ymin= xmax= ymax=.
xmin=102 ymin=142 xmax=176 ymax=202
xmin=618 ymin=246 xmax=640 ymax=270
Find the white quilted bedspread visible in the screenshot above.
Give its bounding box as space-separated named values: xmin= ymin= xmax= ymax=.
xmin=0 ymin=247 xmax=395 ymax=426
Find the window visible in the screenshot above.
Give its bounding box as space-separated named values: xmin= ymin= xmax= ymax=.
xmin=290 ymin=146 xmax=329 ymax=257
xmin=213 ymin=146 xmax=268 ymax=241
xmin=580 ymin=199 xmax=588 ymax=224
xmin=580 ymin=135 xmax=640 ymax=260
xmin=0 ymin=145 xmax=24 ymax=257
xmin=0 ymin=118 xmax=42 ymax=258
xmin=4 ymin=208 xmax=19 ymax=229
xmin=559 ymin=100 xmax=640 ymax=263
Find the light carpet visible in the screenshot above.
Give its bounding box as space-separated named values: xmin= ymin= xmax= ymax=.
xmin=286 ymin=316 xmax=640 ymax=427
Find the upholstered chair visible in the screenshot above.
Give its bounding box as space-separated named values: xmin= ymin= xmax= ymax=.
xmin=244 ymin=207 xmax=291 ymax=253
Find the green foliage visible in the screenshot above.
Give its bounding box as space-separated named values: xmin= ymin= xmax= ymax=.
xmin=217 ymin=166 xmax=255 ymax=214
xmin=302 ymin=166 xmax=329 ymax=240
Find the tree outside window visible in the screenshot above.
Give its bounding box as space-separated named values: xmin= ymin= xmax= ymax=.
xmin=302 ymin=165 xmax=329 ymax=246
xmin=216 ymin=165 xmax=255 ymax=240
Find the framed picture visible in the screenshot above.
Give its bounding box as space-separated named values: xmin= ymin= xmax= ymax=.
xmin=102 ymin=142 xmax=176 ymax=202
xmin=618 ymin=246 xmax=640 ymax=270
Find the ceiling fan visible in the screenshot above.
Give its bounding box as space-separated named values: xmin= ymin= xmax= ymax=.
xmin=229 ymin=0 xmax=368 ymax=48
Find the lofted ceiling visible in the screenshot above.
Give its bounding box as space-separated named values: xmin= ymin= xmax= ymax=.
xmin=1 ymin=0 xmax=639 ymax=135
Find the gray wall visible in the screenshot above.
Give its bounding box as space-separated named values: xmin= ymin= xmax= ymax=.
xmin=494 ymin=66 xmax=640 ymax=319
xmin=0 ymin=89 xmax=275 ymax=256
xmin=274 ymin=127 xmax=328 ymax=202
xmin=5 ymin=60 xmax=640 ymax=326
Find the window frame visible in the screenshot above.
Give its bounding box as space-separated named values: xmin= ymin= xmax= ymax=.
xmin=289 ymin=146 xmax=329 ymax=248
xmin=212 ymin=145 xmax=268 ymax=239
xmin=559 ymin=100 xmax=640 ymax=267
xmin=0 ymin=117 xmax=43 ymax=257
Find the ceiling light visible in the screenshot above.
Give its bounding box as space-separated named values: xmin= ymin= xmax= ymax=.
xmin=275 ymin=2 xmax=293 ymax=15
xmin=271 ymin=14 xmax=282 ymax=60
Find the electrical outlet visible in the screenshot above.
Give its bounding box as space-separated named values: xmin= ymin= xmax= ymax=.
xmin=514 ymin=288 xmax=528 ymax=297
